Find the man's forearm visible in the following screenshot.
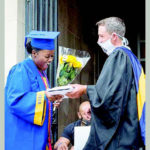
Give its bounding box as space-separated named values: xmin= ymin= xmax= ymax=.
xmin=54 ymin=137 xmax=70 ymax=150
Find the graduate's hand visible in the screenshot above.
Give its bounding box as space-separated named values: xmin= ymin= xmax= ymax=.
xmin=70 ymin=146 xmax=74 ymax=150
xmin=53 ymin=99 xmax=63 ymax=108
xmin=66 ymin=84 xmax=87 ymax=99
xmin=45 ymin=91 xmax=64 ymax=102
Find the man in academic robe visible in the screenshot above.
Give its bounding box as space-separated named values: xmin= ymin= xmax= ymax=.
xmin=66 ymin=17 xmax=145 ymax=150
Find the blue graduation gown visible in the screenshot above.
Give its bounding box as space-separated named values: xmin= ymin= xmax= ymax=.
xmin=5 ymin=57 xmax=50 ymax=150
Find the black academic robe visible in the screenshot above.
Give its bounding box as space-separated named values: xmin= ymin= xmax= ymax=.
xmin=84 ymin=48 xmax=142 ymax=150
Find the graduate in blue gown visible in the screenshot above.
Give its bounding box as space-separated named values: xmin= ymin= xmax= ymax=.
xmin=66 ymin=17 xmax=145 ymax=150
xmin=5 ymin=31 xmax=63 ymax=150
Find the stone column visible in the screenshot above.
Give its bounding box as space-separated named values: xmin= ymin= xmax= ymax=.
xmin=5 ymin=0 xmax=25 ymax=82
xmin=0 ymin=1 xmax=25 ymax=150
xmin=0 ymin=0 xmax=5 ymax=149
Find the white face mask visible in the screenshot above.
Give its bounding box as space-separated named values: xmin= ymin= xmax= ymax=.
xmin=97 ymin=34 xmax=129 ymax=55
xmin=97 ymin=38 xmax=116 ymax=56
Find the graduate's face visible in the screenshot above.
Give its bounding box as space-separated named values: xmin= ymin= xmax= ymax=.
xmin=32 ymin=50 xmax=55 ymax=71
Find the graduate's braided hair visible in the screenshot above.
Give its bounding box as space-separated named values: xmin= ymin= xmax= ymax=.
xmin=26 ymin=41 xmax=41 ymax=54
xmin=26 ymin=41 xmax=33 ymax=54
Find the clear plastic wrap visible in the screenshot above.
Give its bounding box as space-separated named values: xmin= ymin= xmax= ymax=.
xmin=56 ymin=46 xmax=91 ymax=86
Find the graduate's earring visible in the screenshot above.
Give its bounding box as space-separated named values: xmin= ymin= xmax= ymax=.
xmin=32 ymin=50 xmax=38 ymax=58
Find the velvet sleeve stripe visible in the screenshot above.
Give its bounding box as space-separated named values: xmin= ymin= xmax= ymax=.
xmin=118 ymin=47 xmax=146 ymax=145
xmin=137 ymin=69 xmax=145 ymax=119
xmin=34 ymin=91 xmax=46 ymax=126
xmin=137 ymin=69 xmax=146 ymax=144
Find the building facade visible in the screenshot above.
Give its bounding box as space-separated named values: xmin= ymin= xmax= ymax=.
xmin=1 ymin=0 xmax=149 ymax=150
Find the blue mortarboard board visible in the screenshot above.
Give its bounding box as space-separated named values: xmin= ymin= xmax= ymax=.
xmin=25 ymin=30 xmax=60 ymax=50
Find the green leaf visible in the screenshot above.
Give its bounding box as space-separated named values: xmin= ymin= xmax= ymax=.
xmin=57 ymin=76 xmax=70 ymax=86
xmin=70 ymin=70 xmax=76 ymax=80
xmin=59 ymin=70 xmax=65 ymax=77
xmin=59 ymin=63 xmax=64 ymax=70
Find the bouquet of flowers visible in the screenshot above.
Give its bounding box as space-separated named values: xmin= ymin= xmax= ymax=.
xmin=56 ymin=46 xmax=91 ymax=86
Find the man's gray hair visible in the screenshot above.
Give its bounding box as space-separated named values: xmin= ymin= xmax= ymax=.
xmin=96 ymin=17 xmax=126 ymax=36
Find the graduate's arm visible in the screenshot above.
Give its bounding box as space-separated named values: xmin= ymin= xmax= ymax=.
xmin=5 ymin=64 xmax=46 ymax=126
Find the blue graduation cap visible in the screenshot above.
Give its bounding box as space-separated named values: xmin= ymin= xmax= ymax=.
xmin=25 ymin=30 xmax=60 ymax=50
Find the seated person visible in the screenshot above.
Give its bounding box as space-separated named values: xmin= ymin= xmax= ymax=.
xmin=54 ymin=101 xmax=91 ymax=150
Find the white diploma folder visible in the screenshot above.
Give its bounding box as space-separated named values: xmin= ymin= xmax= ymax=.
xmin=47 ymin=85 xmax=73 ymax=98
xmin=74 ymin=126 xmax=91 ymax=150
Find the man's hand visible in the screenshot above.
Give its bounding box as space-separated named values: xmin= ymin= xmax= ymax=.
xmin=66 ymin=84 xmax=87 ymax=99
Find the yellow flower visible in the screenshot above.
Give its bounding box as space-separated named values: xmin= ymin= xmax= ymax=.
xmin=59 ymin=56 xmax=63 ymax=64
xmin=69 ymin=62 xmax=73 ymax=67
xmin=73 ymin=61 xmax=82 ymax=68
xmin=66 ymin=55 xmax=77 ymax=63
xmin=59 ymin=55 xmax=82 ymax=68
